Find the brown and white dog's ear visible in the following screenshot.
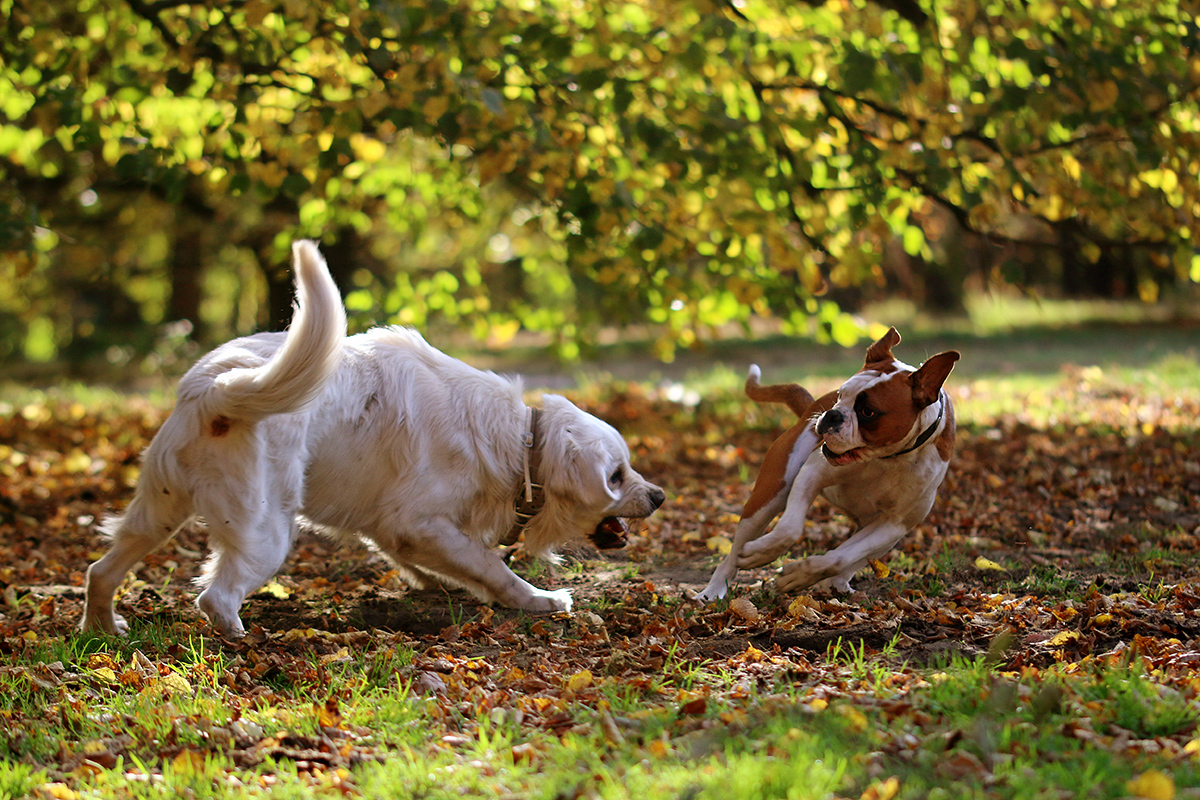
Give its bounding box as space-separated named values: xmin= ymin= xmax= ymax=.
xmin=864 ymin=327 xmax=902 ymax=367
xmin=911 ymin=351 xmax=960 ymax=407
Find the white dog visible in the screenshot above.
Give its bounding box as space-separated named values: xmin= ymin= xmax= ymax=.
xmin=80 ymin=241 xmax=665 ymax=637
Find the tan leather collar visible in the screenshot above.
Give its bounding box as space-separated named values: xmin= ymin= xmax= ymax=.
xmin=500 ymin=407 xmax=545 ymax=546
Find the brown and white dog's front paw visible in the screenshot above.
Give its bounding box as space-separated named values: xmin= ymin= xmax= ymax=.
xmin=737 ymin=535 xmax=794 ymax=569
xmin=694 ymin=561 xmax=737 ymax=602
xmin=776 ymin=554 xmax=838 ymax=593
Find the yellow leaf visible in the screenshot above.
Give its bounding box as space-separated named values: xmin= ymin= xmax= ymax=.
xmin=646 ymin=738 xmax=669 ymax=758
xmin=121 ymin=464 xmax=141 ymax=487
xmin=88 ymin=653 xmax=119 ymax=671
xmin=157 ymin=672 xmax=194 ymax=696
xmin=37 ymin=783 xmax=76 ymax=800
xmin=318 ymin=697 xmax=342 ymax=728
xmin=350 ymin=134 xmax=386 ymax=164
xmin=566 ymin=670 xmax=593 ymax=692
xmin=1127 ymin=769 xmax=1174 ymax=800
xmin=706 ymin=535 xmax=732 ymax=555
xmin=1093 ymin=613 xmax=1114 ymax=626
xmin=787 ymin=595 xmax=819 ymax=619
xmin=860 ymin=776 xmax=901 ymax=800
xmin=870 ymin=559 xmax=890 ymax=578
xmin=259 ymin=580 xmax=291 ymax=599
xmin=839 ymin=705 xmax=869 ymax=732
xmin=974 ymin=556 xmax=1007 ymax=572
xmin=808 ymin=697 xmax=828 ymax=711
xmin=1184 ymin=736 xmax=1200 ymax=756
xmin=171 ymin=750 xmax=205 ymax=777
xmin=62 ymin=449 xmax=92 ymax=473
xmin=1048 ymin=630 xmax=1080 ymax=647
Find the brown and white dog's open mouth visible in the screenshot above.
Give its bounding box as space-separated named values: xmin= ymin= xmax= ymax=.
xmin=821 ymin=443 xmax=865 ymax=467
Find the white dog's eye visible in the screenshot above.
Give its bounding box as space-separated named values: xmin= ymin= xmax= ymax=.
xmin=609 ymin=467 xmax=624 ymax=486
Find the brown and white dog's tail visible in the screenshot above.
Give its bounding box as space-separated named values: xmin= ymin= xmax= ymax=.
xmin=210 ymin=240 xmax=347 ymax=419
xmin=744 ymin=364 xmax=814 ymax=419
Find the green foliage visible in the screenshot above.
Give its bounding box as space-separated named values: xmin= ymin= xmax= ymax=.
xmin=0 ymin=0 xmax=1197 ymax=360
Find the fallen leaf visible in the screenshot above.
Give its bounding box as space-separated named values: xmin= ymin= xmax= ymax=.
xmin=565 ymin=670 xmax=593 ymax=692
xmin=1048 ymin=631 xmax=1080 ymax=647
xmin=974 ymin=556 xmax=1007 ymax=572
xmin=1127 ymin=769 xmax=1174 ymax=800
xmin=706 ymin=535 xmax=732 ymax=554
xmin=729 ymin=597 xmax=759 ymax=622
xmin=860 ymin=776 xmax=900 ymax=800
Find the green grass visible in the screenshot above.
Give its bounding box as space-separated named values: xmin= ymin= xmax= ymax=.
xmin=5 ymin=299 xmax=1200 ymax=799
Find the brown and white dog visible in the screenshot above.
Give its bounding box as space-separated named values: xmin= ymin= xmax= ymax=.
xmin=80 ymin=240 xmax=665 ymax=637
xmin=696 ymin=328 xmax=958 ymax=600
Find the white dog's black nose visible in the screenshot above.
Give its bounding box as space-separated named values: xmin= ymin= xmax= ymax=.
xmin=817 ymin=409 xmax=844 ymax=435
xmin=648 ymin=486 xmax=666 ymax=509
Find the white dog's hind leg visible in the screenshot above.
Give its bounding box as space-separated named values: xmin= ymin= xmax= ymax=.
xmin=195 ymin=519 xmax=294 ymax=637
xmin=80 ymin=492 xmax=192 ymax=635
xmin=194 ymin=482 xmax=298 ymax=637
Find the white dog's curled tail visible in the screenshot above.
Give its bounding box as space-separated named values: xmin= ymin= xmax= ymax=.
xmin=211 ymin=240 xmax=347 ymax=419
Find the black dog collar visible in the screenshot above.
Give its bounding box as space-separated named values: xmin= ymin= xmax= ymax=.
xmin=884 ymin=390 xmax=946 ymax=459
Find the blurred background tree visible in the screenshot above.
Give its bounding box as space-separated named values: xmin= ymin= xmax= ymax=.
xmin=1 ymin=0 xmax=1197 ymax=372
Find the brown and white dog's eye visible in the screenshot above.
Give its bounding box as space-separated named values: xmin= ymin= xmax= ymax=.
xmin=609 ymin=467 xmax=625 ymax=486
xmin=856 ymin=403 xmax=880 ymax=423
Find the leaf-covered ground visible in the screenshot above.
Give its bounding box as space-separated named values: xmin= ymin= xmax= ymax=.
xmin=3 ymin=333 xmax=1200 ymax=799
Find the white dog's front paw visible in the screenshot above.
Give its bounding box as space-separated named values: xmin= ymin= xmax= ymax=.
xmin=197 ymin=592 xmax=247 ymax=638
xmin=523 ymin=588 xmax=573 ymax=614
xmin=79 ymin=611 xmax=128 ymax=636
xmin=820 ymin=574 xmax=855 ymax=594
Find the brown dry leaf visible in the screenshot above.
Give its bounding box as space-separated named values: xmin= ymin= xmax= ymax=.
xmin=318 ymin=697 xmax=342 ymax=729
xmin=729 ymin=597 xmax=759 ymax=622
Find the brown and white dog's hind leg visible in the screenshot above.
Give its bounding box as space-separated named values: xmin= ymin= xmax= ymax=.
xmin=776 ymin=518 xmax=907 ymax=593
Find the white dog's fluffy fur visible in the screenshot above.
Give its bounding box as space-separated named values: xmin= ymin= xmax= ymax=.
xmin=80 ymin=241 xmax=664 ymax=637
